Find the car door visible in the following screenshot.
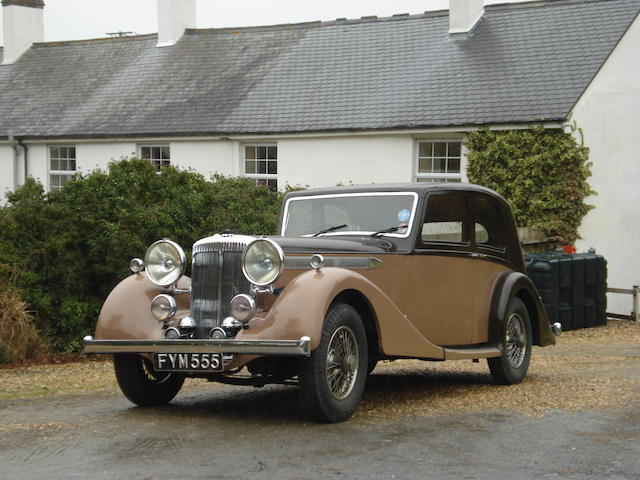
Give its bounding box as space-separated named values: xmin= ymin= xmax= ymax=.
xmin=402 ymin=190 xmax=477 ymax=346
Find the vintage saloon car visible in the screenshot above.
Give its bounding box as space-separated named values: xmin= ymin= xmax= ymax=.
xmin=84 ymin=183 xmax=558 ymax=422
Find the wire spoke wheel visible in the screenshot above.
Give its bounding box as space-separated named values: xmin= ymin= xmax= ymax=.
xmin=325 ymin=326 xmax=359 ymax=400
xmin=487 ymin=297 xmax=532 ymax=385
xmin=299 ymin=302 xmax=368 ymax=422
xmin=505 ymin=313 xmax=526 ymax=369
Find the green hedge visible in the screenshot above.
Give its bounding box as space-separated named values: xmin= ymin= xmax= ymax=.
xmin=466 ymin=126 xmax=593 ymax=244
xmin=0 ymin=159 xmax=282 ymax=352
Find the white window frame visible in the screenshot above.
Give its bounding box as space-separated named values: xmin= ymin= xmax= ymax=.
xmin=415 ymin=139 xmax=464 ymax=183
xmin=48 ymin=145 xmax=77 ymax=191
xmin=243 ymin=143 xmax=277 ymax=190
xmin=138 ymin=144 xmax=170 ymax=171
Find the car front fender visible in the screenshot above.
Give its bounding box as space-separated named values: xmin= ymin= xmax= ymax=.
xmin=93 ymin=273 xmax=191 ymax=340
xmin=236 ymin=267 xmax=445 ymax=360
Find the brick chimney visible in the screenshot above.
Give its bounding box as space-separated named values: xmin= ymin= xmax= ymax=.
xmin=2 ymin=0 xmax=44 ymax=64
xmin=157 ymin=0 xmax=196 ymax=47
xmin=449 ymin=0 xmax=484 ymax=35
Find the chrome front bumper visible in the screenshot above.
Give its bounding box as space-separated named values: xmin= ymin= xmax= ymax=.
xmin=83 ymin=335 xmax=311 ymax=357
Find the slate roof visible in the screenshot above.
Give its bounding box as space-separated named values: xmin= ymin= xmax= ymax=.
xmin=0 ymin=0 xmax=638 ymax=139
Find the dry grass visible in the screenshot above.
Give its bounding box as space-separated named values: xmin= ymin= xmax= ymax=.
xmin=0 ymin=320 xmax=638 ymax=421
xmin=0 ymin=287 xmax=46 ymax=363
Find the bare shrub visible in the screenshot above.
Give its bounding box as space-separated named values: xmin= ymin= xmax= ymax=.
xmin=0 ymin=286 xmax=46 ymax=363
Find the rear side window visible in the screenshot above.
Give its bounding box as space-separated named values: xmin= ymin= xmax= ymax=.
xmin=420 ymin=193 xmax=468 ymax=245
xmin=473 ymin=195 xmax=505 ymax=251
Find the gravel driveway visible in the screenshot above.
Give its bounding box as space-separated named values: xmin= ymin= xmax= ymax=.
xmin=1 ymin=321 xmax=638 ymax=479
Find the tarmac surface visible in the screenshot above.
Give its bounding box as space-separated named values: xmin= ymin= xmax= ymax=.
xmin=1 ymin=373 xmax=639 ymax=480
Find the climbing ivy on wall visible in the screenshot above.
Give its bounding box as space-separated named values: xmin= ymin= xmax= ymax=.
xmin=465 ymin=126 xmax=594 ymax=244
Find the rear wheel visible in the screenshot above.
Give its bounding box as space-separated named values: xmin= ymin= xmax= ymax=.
xmin=299 ymin=303 xmax=368 ymax=423
xmin=113 ymin=353 xmax=185 ymax=406
xmin=488 ymin=297 xmax=532 ymax=385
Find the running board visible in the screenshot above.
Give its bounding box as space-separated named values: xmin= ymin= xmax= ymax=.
xmin=443 ymin=346 xmax=501 ymax=360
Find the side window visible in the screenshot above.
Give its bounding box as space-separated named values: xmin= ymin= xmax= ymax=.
xmin=473 ymin=195 xmax=505 ymax=251
xmin=420 ymin=193 xmax=468 ymax=246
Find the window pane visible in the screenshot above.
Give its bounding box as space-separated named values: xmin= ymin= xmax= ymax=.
xmin=161 ymin=146 xmax=170 ymax=160
xmin=267 ymin=161 xmax=277 ymax=174
xmin=433 ymin=142 xmax=447 ymax=157
xmin=448 ymin=158 xmax=460 ymax=173
xmin=51 ymin=158 xmax=60 ymax=170
xmin=418 ymin=158 xmax=432 ymax=173
xmin=245 ymin=146 xmax=256 ymax=160
xmin=433 ymin=159 xmax=446 ymax=173
xmin=448 ymin=142 xmax=461 ymax=157
xmin=69 ymin=159 xmax=76 ymax=171
xmin=474 ymin=196 xmax=504 ymax=249
xmin=422 ymin=221 xmax=463 ymax=243
xmin=152 ymin=147 xmax=160 ymax=160
xmin=267 ymin=146 xmax=277 ymax=159
xmin=419 ymin=142 xmax=432 ymax=158
xmin=257 ymin=161 xmax=267 ymax=174
xmin=50 ymin=147 xmax=60 ymax=160
xmin=257 ymin=146 xmax=267 ymax=159
xmin=421 ymin=193 xmax=467 ymax=244
xmin=267 ymin=179 xmax=277 ymax=191
xmin=245 ymin=160 xmax=256 ymax=174
xmin=141 ymin=147 xmax=150 ymax=159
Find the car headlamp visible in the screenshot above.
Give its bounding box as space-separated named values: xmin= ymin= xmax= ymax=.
xmin=144 ymin=239 xmax=186 ymax=287
xmin=242 ymin=238 xmax=284 ymax=286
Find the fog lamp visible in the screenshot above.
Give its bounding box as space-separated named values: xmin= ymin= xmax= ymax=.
xmin=151 ymin=294 xmax=177 ymax=322
xmin=230 ymin=294 xmax=256 ymax=323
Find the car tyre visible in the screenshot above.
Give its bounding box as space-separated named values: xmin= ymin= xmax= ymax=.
xmin=113 ymin=353 xmax=185 ymax=406
xmin=488 ymin=297 xmax=532 ymax=385
xmin=299 ymin=303 xmax=368 ymax=423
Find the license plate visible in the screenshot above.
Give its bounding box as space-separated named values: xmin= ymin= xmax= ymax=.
xmin=153 ymin=353 xmax=223 ymax=372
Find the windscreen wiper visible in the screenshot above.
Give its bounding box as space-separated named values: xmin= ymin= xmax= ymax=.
xmin=313 ymin=224 xmax=348 ymax=237
xmin=370 ymin=226 xmax=401 ymax=238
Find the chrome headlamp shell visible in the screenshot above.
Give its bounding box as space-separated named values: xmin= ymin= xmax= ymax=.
xmin=144 ymin=239 xmax=186 ymax=287
xmin=242 ymin=238 xmax=284 ymax=287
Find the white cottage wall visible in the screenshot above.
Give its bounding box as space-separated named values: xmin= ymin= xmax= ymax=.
xmin=278 ymin=135 xmax=415 ymax=189
xmin=170 ymin=140 xmax=236 ymax=178
xmin=572 ymin=15 xmax=640 ymax=315
xmin=0 ymin=145 xmax=15 ymax=199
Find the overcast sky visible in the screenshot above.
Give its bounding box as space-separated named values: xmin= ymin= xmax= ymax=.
xmin=0 ymin=0 xmax=519 ymax=46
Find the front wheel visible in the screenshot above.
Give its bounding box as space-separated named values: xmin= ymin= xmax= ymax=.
xmin=487 ymin=297 xmax=532 ymax=385
xmin=113 ymin=353 xmax=185 ymax=406
xmin=299 ymin=303 xmax=368 ymax=423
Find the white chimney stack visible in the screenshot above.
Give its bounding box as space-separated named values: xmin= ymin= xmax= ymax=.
xmin=2 ymin=0 xmax=44 ymax=64
xmin=449 ymin=0 xmax=485 ymax=35
xmin=157 ymin=0 xmax=196 ymax=47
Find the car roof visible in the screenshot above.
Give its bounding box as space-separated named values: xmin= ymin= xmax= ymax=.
xmin=283 ymin=182 xmax=506 ymax=202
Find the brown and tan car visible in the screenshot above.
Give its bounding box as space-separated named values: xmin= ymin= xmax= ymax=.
xmin=84 ymin=183 xmax=559 ymax=422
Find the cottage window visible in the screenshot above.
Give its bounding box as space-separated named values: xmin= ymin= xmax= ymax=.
xmin=140 ymin=145 xmax=170 ymax=171
xmin=49 ymin=145 xmax=76 ymax=191
xmin=244 ymin=144 xmax=277 ymax=191
xmin=416 ymin=141 xmax=462 ymax=183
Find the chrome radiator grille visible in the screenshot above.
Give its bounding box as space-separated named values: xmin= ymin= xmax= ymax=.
xmin=191 ymin=235 xmax=254 ymax=338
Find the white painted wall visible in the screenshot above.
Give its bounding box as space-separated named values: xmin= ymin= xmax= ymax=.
xmin=1 ymin=4 xmax=44 ymax=65
xmin=278 ymin=135 xmax=416 ymax=188
xmin=572 ymin=16 xmax=640 ymax=315
xmin=170 ymin=140 xmax=236 ymax=178
xmin=76 ymin=143 xmax=136 ymax=173
xmin=0 ymin=145 xmax=15 ymax=200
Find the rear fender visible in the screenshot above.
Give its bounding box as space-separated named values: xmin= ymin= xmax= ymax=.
xmin=489 ymin=271 xmax=555 ymax=347
xmin=236 ymin=267 xmax=445 ymax=359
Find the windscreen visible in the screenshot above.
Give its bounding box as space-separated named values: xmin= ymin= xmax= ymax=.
xmin=282 ymin=193 xmax=418 ymax=237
